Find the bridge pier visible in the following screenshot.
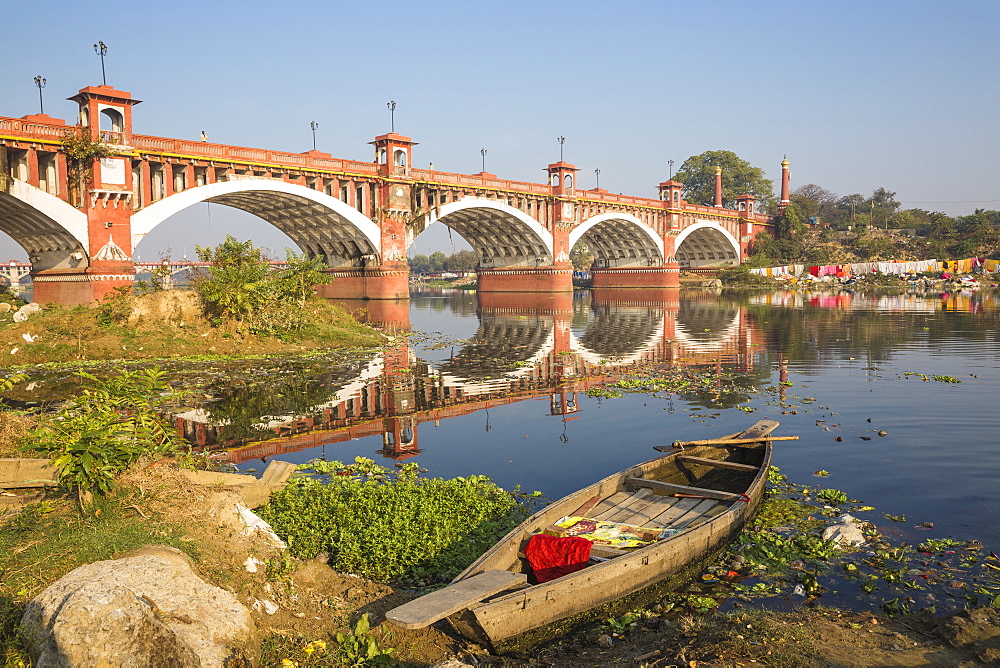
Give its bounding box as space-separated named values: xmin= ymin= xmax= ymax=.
xmin=477 ymin=266 xmax=573 ymax=294
xmin=590 ymin=264 xmax=680 ymax=290
xmin=317 ymin=265 xmax=410 ymax=301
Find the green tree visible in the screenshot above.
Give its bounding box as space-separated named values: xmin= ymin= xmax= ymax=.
xmin=277 ymin=250 xmax=331 ymax=306
xmin=775 ymin=202 xmax=807 ymax=240
xmin=444 ymin=250 xmax=478 ymax=272
xmin=791 ymin=184 xmax=838 ymax=224
xmin=409 ymin=254 xmax=430 ymax=273
xmin=428 ymin=251 xmax=447 ymax=273
xmin=673 ymin=150 xmax=776 ymax=211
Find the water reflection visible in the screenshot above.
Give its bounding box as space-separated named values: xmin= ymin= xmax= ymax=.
xmin=198 ymin=290 xmax=758 ymax=464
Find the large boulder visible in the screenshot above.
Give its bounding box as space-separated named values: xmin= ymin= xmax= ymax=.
xmin=20 ymin=545 xmax=256 ymax=667
xmin=125 ymin=290 xmax=203 ymax=328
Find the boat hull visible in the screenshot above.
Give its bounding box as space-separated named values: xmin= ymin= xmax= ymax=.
xmin=448 ymin=443 xmax=771 ymax=646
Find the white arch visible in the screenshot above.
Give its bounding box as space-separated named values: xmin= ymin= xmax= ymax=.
xmin=130 ymin=179 xmax=382 ymax=252
xmin=6 ymin=180 xmax=89 ymax=248
xmin=674 ymin=220 xmax=741 ymax=257
xmin=569 ymin=212 xmax=664 ymax=257
xmin=421 ymin=197 xmax=553 ymax=252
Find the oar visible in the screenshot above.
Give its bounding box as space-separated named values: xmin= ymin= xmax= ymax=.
xmin=654 ymin=435 xmax=799 ymax=451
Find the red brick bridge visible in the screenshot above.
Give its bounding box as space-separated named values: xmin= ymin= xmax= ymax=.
xmin=1 ymin=83 xmax=788 ymax=304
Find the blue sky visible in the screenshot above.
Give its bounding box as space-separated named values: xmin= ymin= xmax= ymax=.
xmin=2 ymin=0 xmax=997 ymax=261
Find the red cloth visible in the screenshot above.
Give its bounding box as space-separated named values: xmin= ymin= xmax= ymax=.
xmin=524 ymin=533 xmax=592 ymax=583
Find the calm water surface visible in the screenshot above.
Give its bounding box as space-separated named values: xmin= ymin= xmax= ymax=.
xmin=229 ymin=287 xmax=999 ymax=553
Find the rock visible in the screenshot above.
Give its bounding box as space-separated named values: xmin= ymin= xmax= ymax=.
xmin=12 ymin=302 xmax=42 ymax=322
xmin=433 ymin=660 xmax=476 ymax=667
xmin=596 ymin=634 xmax=614 ymax=648
xmin=20 ymin=545 xmax=256 ymax=667
xmin=822 ymin=514 xmax=867 ymax=546
xmin=937 ymin=606 xmax=1000 ymax=647
xmin=125 ymin=290 xmax=203 ymax=327
xmin=0 ymin=302 xmax=13 ymax=313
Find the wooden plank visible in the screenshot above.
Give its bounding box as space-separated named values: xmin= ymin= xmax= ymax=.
xmin=735 ymin=419 xmax=780 ymax=440
xmin=587 ymin=491 xmax=633 ymax=518
xmin=625 ymin=477 xmax=742 ymax=502
xmin=604 ymin=494 xmax=676 ymax=527
xmin=680 ymin=504 xmax=730 ymax=532
xmin=385 ymin=570 xmax=527 ymax=630
xmin=677 ymin=456 xmax=759 ymax=472
xmin=569 ymin=495 xmax=602 ymax=518
xmin=0 ymin=458 xmax=58 ymax=488
xmin=589 ymin=544 xmax=630 ymax=559
xmin=259 ymin=459 xmax=297 ymax=485
xmin=665 ymin=499 xmax=719 ymax=530
xmin=592 ymin=488 xmax=653 ymax=521
xmin=644 ymin=496 xmax=700 ymax=527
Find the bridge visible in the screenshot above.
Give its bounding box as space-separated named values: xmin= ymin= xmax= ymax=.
xmin=0 ymin=82 xmax=789 ymax=305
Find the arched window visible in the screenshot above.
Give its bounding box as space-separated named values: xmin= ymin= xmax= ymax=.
xmin=551 ymin=174 xmax=560 ymax=187
xmin=99 ymin=108 xmax=123 ymax=133
xmin=377 ymin=148 xmax=387 ymax=164
xmin=393 ymin=149 xmax=406 ymax=167
xmin=564 ymin=174 xmax=573 ymax=189
xmin=673 ymin=191 xmax=680 ymax=203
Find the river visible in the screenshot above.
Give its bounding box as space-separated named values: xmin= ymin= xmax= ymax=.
xmin=214 ymin=286 xmax=999 ymax=554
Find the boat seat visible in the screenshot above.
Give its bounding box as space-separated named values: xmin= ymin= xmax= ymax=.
xmin=385 ymin=569 xmax=528 ymax=630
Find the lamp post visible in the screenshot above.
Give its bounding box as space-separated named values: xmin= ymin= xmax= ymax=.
xmin=387 ymin=100 xmax=396 ymax=133
xmin=310 ymin=121 xmax=318 ymax=151
xmin=93 ymin=41 xmax=108 ymax=85
xmin=594 ymin=168 xmax=601 ymax=189
xmin=668 ymin=159 xmax=674 ymax=180
xmin=557 ymin=136 xmax=565 ymax=162
xmin=33 ymin=76 xmax=46 ymax=115
xmin=480 ymin=148 xmax=487 ymax=173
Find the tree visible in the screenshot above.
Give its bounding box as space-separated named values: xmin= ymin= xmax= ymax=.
xmin=408 ymin=254 xmax=430 ymax=273
xmin=444 ymin=250 xmax=478 ymax=272
xmin=870 ymin=187 xmax=900 ymax=228
xmin=791 ymin=184 xmax=838 ymax=223
xmin=774 ymin=202 xmax=807 ymax=240
xmin=428 ymin=251 xmax=447 ymax=273
xmin=673 ymin=150 xmax=776 ymax=212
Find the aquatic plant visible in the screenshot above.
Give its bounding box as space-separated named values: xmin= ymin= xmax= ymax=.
xmin=259 ymin=457 xmax=537 ymax=585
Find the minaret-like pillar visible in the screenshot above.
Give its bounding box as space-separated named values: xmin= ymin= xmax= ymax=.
xmin=713 ymin=166 xmax=723 ymax=207
xmin=778 ymin=157 xmax=790 ymax=211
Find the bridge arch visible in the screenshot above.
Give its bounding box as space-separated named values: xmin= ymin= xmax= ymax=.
xmin=0 ymin=180 xmax=89 ymax=271
xmin=674 ymin=221 xmax=740 ymax=268
xmin=570 ymin=213 xmax=663 ymax=268
xmin=130 ymin=180 xmax=382 ymax=267
xmin=421 ymin=198 xmax=552 ymax=268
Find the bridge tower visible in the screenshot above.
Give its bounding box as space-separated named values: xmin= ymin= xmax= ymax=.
xmin=32 ymin=85 xmax=140 ymax=304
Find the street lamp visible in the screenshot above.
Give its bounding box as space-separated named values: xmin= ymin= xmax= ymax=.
xmin=480 ymin=148 xmax=487 ymax=172
xmin=33 ymin=76 xmax=46 ymax=115
xmin=557 ymin=136 xmax=565 ymax=162
xmin=594 ymin=168 xmax=601 ymax=189
xmin=310 ymin=121 xmax=318 ymax=151
xmin=93 ymin=41 xmax=108 ymax=85
xmin=668 ymin=159 xmax=674 ymax=180
xmin=387 ymin=100 xmax=396 ymax=133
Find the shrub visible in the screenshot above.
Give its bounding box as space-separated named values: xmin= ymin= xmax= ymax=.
xmin=259 ymin=458 xmax=536 ymax=586
xmin=25 ymin=368 xmax=185 ymax=497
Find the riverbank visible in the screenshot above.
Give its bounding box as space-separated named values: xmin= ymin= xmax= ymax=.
xmin=4 ymin=457 xmax=998 ymax=666
xmin=0 ymin=290 xmax=383 ymax=366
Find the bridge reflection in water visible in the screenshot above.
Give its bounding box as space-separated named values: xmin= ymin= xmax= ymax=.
xmin=175 ymin=290 xmax=757 ymax=464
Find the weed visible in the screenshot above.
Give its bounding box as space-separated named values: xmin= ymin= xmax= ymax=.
xmin=259 ymin=457 xmax=537 ymax=586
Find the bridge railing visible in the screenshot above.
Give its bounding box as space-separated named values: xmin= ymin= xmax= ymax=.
xmin=0 ymin=116 xmax=71 ymax=141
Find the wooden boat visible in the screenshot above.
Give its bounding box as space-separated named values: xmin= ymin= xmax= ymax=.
xmin=385 ymin=420 xmax=780 ymax=647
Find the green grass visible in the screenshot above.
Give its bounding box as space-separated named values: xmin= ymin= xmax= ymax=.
xmin=0 ymin=490 xmax=193 ymax=664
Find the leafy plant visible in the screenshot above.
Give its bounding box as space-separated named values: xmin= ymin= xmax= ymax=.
xmin=259 ymin=457 xmax=536 ymax=585
xmin=335 ymin=614 xmax=395 ymax=666
xmin=61 ymin=127 xmax=113 ymax=204
xmin=25 ymin=368 xmax=185 ymax=497
xmin=816 ymin=488 xmax=848 ymax=505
